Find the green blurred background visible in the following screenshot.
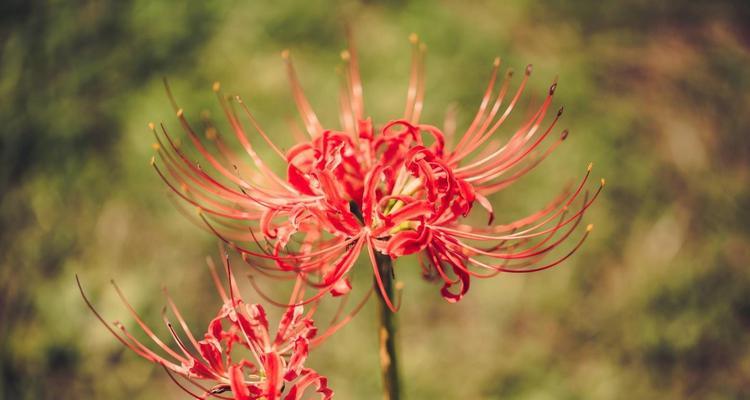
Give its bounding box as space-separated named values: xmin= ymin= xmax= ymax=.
xmin=2 ymin=0 xmax=749 ymax=398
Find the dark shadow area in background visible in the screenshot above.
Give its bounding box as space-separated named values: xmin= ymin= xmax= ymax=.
xmin=0 ymin=1 xmax=222 ymax=398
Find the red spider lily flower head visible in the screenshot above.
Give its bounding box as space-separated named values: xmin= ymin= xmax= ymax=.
xmin=76 ymin=253 xmax=367 ymax=399
xmin=151 ymin=32 xmax=603 ymax=310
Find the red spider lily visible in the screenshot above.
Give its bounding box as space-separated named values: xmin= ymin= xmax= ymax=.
xmin=150 ymin=33 xmax=603 ymax=311
xmin=77 ymin=254 xmax=368 ymax=399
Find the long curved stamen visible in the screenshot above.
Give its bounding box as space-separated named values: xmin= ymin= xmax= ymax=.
xmin=163 ymin=286 xmax=203 ymax=355
xmin=404 ymin=33 xmax=421 ymax=123
xmin=165 ymin=79 xmax=286 ymax=193
xmin=459 ymin=197 xmax=585 ymax=260
xmin=234 ymin=96 xmax=287 ymax=160
xmin=337 ymin=60 xmax=357 ymax=135
xmin=311 ymin=287 xmax=374 ymax=347
xmin=458 ymin=82 xmax=560 ymax=179
xmin=110 ymin=280 xmax=188 ymax=363
xmin=452 ymin=57 xmax=502 ymax=157
xmin=248 ymin=238 xmax=365 ymax=307
xmin=345 ymin=26 xmax=364 ymax=126
xmin=434 ymin=174 xmax=602 ymax=241
xmin=161 ymin=367 xmax=208 ymax=400
xmin=201 ymin=213 xmax=359 ymax=263
xmin=411 ymin=42 xmax=427 ymax=124
xmin=476 ymin=129 xmax=568 ymax=195
xmin=469 ymin=224 xmax=594 ymax=273
xmin=212 ymin=84 xmax=296 ymax=192
xmin=452 ymin=65 xmax=533 ymax=163
xmin=76 ymin=275 xmax=134 ymax=350
xmin=283 ymin=50 xmax=323 ymax=138
xmin=366 ymin=237 xmax=402 ymax=312
xmin=152 ymin=123 xmax=266 ymax=203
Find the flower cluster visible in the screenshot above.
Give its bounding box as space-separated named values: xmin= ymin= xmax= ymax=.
xmin=76 ymin=254 xmax=369 ymax=399
xmin=80 ymin=33 xmax=602 ymax=399
xmin=152 ymin=34 xmax=602 ymax=310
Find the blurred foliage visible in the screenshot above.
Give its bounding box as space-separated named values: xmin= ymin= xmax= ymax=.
xmin=1 ymin=0 xmax=749 ymax=399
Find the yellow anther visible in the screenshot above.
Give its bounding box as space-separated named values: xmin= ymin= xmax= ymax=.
xmin=212 ymin=81 xmax=221 ymax=92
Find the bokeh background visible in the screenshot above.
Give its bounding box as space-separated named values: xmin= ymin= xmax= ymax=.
xmin=2 ymin=0 xmax=750 ymax=399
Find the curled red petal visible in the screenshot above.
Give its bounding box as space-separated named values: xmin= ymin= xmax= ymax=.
xmin=228 ymin=364 xmax=251 ymax=400
xmin=329 ymin=277 xmax=352 ymax=297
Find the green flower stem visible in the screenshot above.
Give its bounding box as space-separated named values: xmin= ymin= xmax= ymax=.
xmin=374 ymin=251 xmax=401 ymax=400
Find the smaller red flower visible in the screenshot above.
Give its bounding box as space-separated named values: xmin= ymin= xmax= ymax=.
xmin=77 ymin=254 xmax=367 ymax=399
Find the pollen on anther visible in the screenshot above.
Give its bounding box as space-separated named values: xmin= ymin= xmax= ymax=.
xmin=493 ymin=57 xmax=501 ymax=67
xmin=151 ymin=143 xmax=161 ymax=150
xmin=147 ymin=122 xmax=155 ymax=130
xmin=586 ymin=224 xmax=594 ymax=232
xmin=205 ymin=127 xmax=218 ymax=140
xmin=340 ymin=50 xmax=351 ymax=61
xmin=409 ymin=33 xmax=418 ymax=44
xmin=395 ymin=281 xmax=405 ymax=290
xmin=601 ymin=178 xmax=606 ymax=186
xmin=281 ymin=49 xmax=290 ymax=60
xmin=212 ymin=81 xmax=221 ymax=92
xmin=587 ymin=162 xmax=593 ymax=171
xmin=176 ymin=108 xmax=184 ymax=117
